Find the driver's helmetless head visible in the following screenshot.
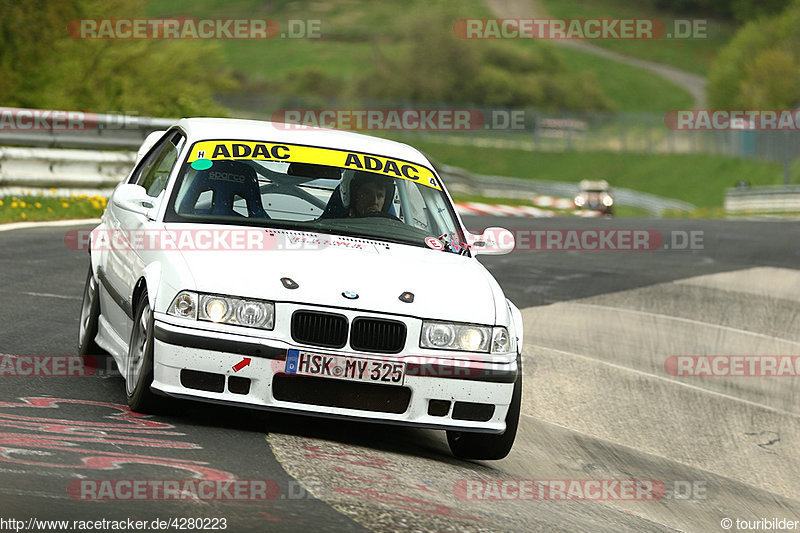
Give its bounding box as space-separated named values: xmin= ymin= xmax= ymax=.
xmin=349 ymin=171 xmax=393 ymax=217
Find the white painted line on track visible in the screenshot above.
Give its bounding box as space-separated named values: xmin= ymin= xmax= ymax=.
xmin=571 ymin=302 xmax=800 ymax=347
xmin=0 ymin=487 xmax=72 ymax=499
xmin=21 ymin=292 xmax=81 ymax=301
xmin=0 ymin=218 xmax=100 ymax=232
xmin=528 ymin=343 xmax=800 ymax=419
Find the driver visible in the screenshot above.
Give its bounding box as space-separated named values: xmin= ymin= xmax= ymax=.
xmin=348 ymin=170 xmax=395 ymax=217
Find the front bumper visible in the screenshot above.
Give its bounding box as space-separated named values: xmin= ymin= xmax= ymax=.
xmin=151 ymin=316 xmax=518 ymax=433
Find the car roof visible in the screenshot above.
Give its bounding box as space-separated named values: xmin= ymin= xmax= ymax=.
xmin=174 ymin=117 xmax=431 ymax=166
xmin=579 ymin=179 xmax=609 ymax=190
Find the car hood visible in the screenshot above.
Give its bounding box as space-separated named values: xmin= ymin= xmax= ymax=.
xmin=169 ymin=225 xmax=501 ymax=324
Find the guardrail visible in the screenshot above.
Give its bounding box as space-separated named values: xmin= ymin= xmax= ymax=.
xmin=0 ymin=107 xmax=695 ymax=215
xmin=434 ymin=162 xmax=695 ymax=216
xmin=0 ymin=146 xmax=135 ymax=196
xmin=0 ymin=108 xmax=173 ymax=149
xmin=724 ymin=185 xmax=800 ymax=213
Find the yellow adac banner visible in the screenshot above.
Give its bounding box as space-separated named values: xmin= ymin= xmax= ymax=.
xmin=187 ymin=140 xmax=440 ymax=190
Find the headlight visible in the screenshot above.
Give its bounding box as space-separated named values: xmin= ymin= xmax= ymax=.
xmin=574 ymin=195 xmax=585 ymax=207
xmin=602 ymin=195 xmax=614 ymax=207
xmin=424 ymin=322 xmax=456 ymax=347
xmin=236 ymin=300 xmax=271 ymax=327
xmin=202 ymin=296 xmax=230 ymax=323
xmin=168 ymin=292 xmax=274 ymax=330
xmin=420 ymin=321 xmax=491 ymax=352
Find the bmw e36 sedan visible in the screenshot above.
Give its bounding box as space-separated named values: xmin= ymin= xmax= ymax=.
xmin=78 ymin=118 xmax=522 ymax=459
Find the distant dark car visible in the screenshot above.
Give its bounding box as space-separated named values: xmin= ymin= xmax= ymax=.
xmin=574 ymin=179 xmax=614 ymax=215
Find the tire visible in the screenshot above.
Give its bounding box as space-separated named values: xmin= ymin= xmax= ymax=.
xmin=447 ymin=354 xmax=522 ymax=460
xmin=126 ymin=288 xmax=163 ymax=413
xmin=77 ymin=265 xmax=104 ymax=355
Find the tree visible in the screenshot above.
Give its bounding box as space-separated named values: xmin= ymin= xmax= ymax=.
xmin=707 ymin=2 xmax=800 ymax=108
xmin=0 ymin=0 xmax=236 ymax=116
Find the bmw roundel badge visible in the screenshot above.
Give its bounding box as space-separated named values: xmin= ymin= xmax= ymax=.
xmin=342 ymin=290 xmax=359 ymax=300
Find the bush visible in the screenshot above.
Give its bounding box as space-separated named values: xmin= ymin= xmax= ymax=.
xmin=0 ymin=0 xmax=236 ymax=117
xmin=708 ymin=3 xmax=800 ymax=108
xmin=346 ymin=7 xmax=612 ymax=110
xmin=654 ymin=0 xmax=791 ymax=23
xmin=283 ymin=68 xmax=344 ymax=98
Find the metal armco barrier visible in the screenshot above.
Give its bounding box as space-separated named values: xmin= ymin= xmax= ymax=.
xmin=724 ymin=185 xmax=800 ymax=213
xmin=0 ymin=147 xmax=135 ymax=196
xmin=434 ymin=162 xmax=695 ymax=216
xmin=0 ymin=107 xmax=695 ymax=215
xmin=0 ymin=108 xmax=174 ymax=149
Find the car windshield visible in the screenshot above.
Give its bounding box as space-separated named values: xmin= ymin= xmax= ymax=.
xmin=164 ymin=139 xmax=468 ymax=254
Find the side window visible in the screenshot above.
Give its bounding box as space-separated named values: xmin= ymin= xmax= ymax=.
xmin=132 ymin=131 xmax=185 ymax=198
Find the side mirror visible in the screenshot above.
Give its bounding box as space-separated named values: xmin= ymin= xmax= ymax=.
xmin=112 ymin=184 xmax=156 ymax=218
xmin=467 ymin=227 xmax=515 ymax=255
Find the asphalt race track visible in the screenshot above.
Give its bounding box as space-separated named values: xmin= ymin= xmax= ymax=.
xmin=0 ymin=216 xmax=798 ymax=532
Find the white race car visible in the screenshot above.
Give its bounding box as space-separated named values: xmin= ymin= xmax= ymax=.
xmin=78 ymin=118 xmax=523 ymax=459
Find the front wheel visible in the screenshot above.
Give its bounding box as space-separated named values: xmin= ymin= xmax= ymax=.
xmin=77 ymin=265 xmax=104 ymax=355
xmin=126 ymin=289 xmax=163 ymax=413
xmin=446 ymin=355 xmax=522 ymax=460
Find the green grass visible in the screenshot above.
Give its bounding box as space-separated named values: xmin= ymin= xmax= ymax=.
xmin=538 ymin=0 xmax=735 ymax=75
xmin=551 ymin=46 xmax=693 ymax=111
xmin=0 ymin=194 xmax=106 ymax=224
xmin=146 ymin=0 xmax=695 ymax=113
xmin=403 ymin=138 xmax=786 ymax=208
xmin=145 ymin=0 xmax=492 ymax=81
xmin=613 ymin=205 xmax=654 ymax=217
xmin=451 ymin=194 xmax=542 ymax=207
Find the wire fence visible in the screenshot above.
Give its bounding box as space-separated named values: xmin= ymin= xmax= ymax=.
xmin=220 ymin=94 xmax=800 ymax=181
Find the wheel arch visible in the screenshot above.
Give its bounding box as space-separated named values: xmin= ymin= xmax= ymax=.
xmin=506 ymin=298 xmax=524 ymax=351
xmin=132 ymin=262 xmax=162 ymax=314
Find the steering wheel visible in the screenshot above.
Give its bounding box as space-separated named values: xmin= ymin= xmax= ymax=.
xmin=364 ymin=211 xmax=402 ymax=221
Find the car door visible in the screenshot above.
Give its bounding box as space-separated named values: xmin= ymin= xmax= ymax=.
xmin=103 ymin=130 xmax=185 ymax=345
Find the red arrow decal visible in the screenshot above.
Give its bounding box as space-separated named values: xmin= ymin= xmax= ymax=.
xmin=232 ymin=358 xmax=251 ymax=373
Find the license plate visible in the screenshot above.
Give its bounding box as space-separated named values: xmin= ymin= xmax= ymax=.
xmin=285 ymin=349 xmax=405 ymax=386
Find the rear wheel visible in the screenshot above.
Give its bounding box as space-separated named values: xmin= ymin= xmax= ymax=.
xmin=447 ymin=355 xmax=522 ymax=460
xmin=126 ymin=289 xmax=163 ymax=413
xmin=77 ymin=265 xmax=104 ymax=355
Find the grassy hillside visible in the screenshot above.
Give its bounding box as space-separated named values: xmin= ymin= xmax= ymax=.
xmin=538 ymin=0 xmax=734 ymax=75
xmin=146 ymin=0 xmax=693 ymax=112
xmin=552 ymin=46 xmax=693 ymax=110
xmin=404 ymin=138 xmax=785 ymax=208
